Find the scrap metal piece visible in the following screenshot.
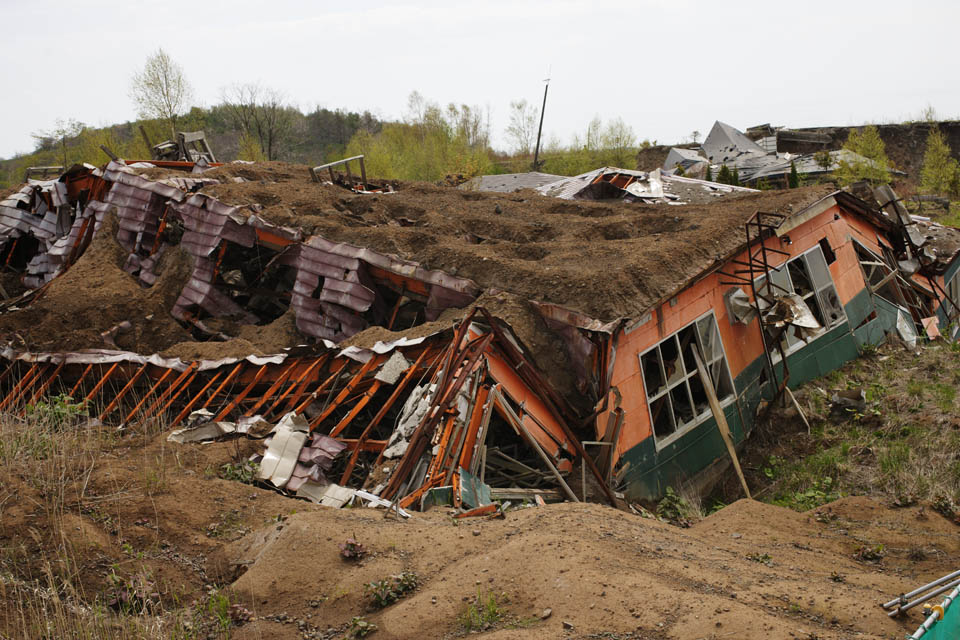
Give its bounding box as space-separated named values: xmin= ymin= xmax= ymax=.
xmin=258 ymin=412 xmax=310 ymax=488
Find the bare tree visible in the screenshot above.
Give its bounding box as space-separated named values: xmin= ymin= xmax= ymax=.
xmin=129 ymin=48 xmax=194 ymax=136
xmin=505 ymin=100 xmax=539 ymax=155
xmin=220 ymin=83 xmax=295 ymax=161
xmin=32 ymin=118 xmax=85 ymax=167
xmin=602 ymin=118 xmax=637 ymax=167
xmin=583 ymin=116 xmax=604 ymax=151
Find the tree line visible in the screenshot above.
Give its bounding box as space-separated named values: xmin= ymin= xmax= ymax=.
xmin=5 ymin=49 xmax=959 ymax=198
xmin=1 ymin=49 xmax=654 ymax=189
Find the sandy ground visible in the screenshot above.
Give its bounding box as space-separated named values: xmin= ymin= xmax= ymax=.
xmin=2 ymin=428 xmax=955 ymax=640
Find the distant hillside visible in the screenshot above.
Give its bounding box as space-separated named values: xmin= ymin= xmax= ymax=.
xmin=0 ymin=105 xmax=381 ymax=189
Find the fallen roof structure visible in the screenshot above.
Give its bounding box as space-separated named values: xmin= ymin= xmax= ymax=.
xmin=0 ymin=157 xmax=958 ymax=512
xmin=661 ymin=120 xmax=905 ymax=185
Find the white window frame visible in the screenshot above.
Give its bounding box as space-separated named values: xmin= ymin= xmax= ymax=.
xmin=754 ymin=244 xmax=847 ymax=360
xmin=944 ymin=268 xmax=960 ymax=339
xmin=638 ymin=310 xmax=736 ymax=451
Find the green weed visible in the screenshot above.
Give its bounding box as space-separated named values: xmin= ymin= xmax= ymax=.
xmin=459 ymin=588 xmax=502 ymax=632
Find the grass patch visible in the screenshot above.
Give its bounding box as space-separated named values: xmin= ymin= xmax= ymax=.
xmin=745 ymin=341 xmax=960 ymax=512
xmin=459 ymin=588 xmax=502 ymax=632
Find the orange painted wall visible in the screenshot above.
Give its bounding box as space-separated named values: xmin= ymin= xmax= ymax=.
xmin=598 ymin=202 xmax=875 ymax=463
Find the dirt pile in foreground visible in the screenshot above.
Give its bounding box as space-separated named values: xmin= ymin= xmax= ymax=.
xmin=1 ymin=400 xmax=957 ymax=639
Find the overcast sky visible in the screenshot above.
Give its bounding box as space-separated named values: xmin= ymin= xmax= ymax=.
xmin=2 ymin=0 xmax=958 ymax=159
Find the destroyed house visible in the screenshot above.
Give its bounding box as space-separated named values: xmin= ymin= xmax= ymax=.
xmin=0 ymin=160 xmax=956 ymax=510
xmin=597 ymin=187 xmax=960 ymax=499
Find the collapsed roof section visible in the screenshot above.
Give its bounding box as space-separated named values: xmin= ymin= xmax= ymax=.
xmin=662 ymin=121 xmax=904 ymax=185
xmin=0 ymin=306 xmax=615 ymax=510
xmin=535 ymin=167 xmax=756 ymax=204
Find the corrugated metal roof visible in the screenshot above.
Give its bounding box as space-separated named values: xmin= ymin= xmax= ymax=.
xmin=460 ymin=172 xmax=564 ymax=193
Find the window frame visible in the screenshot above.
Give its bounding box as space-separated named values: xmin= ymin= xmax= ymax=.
xmin=754 ymin=244 xmax=847 ymax=359
xmin=637 ymin=310 xmax=736 ymax=451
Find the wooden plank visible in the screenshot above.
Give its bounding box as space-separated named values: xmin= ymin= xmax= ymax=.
xmin=492 ymin=390 xmax=579 ymax=503
xmin=691 ymin=347 xmax=751 ymax=499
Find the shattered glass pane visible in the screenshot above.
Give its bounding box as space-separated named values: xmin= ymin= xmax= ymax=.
xmin=788 ymin=259 xmax=814 ymax=297
xmin=670 ymin=384 xmax=695 ymax=427
xmin=817 ymin=284 xmax=845 ymax=327
xmin=688 ymin=374 xmax=710 ymax=419
xmin=650 ymin=395 xmax=675 ymax=438
xmin=641 ymin=348 xmax=666 ymax=398
xmin=678 ymin=324 xmax=699 ymax=375
xmin=805 ymin=246 xmax=832 ymax=290
xmin=806 ymin=292 xmax=825 ymax=327
xmin=696 ymin=316 xmax=720 ymax=361
xmin=660 ymin=335 xmax=684 ymax=385
xmin=713 ymin=360 xmax=734 ymax=400
xmin=769 ymin=264 xmax=792 ymax=297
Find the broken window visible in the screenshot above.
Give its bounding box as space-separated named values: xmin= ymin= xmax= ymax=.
xmin=756 ymin=245 xmax=846 ymax=354
xmin=944 ymin=268 xmax=960 ymax=338
xmin=854 ymin=242 xmax=902 ymax=306
xmin=638 ymin=312 xmax=734 ymax=448
xmin=212 ymin=240 xmax=295 ymax=324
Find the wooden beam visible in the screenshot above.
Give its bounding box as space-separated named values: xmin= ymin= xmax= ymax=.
xmin=492 ymin=390 xmax=579 ymax=503
xmin=691 ymin=347 xmax=751 ymax=499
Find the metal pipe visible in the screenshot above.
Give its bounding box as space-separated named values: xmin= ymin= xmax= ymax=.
xmin=884 ymin=570 xmax=960 ymax=609
xmin=533 ymin=78 xmax=549 ymax=170
xmin=909 ymin=584 xmax=959 ymax=639
xmin=890 ymin=579 xmax=960 ymax=618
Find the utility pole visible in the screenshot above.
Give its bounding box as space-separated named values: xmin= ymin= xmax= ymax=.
xmin=532 ymin=76 xmax=550 ymax=171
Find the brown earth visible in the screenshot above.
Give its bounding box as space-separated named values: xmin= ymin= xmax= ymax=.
xmin=197 ymin=165 xmax=834 ymax=322
xmin=2 ymin=421 xmax=956 ymax=640
xmin=0 ymin=163 xmax=833 ymax=370
xmin=0 ymin=211 xmax=193 ymax=353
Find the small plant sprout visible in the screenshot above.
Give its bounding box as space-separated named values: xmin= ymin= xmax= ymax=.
xmin=340 ymin=536 xmax=367 ymax=560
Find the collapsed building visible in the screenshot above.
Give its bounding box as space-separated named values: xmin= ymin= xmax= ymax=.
xmin=0 ymin=156 xmax=958 ymax=511
xmin=660 ymin=120 xmax=903 ymax=187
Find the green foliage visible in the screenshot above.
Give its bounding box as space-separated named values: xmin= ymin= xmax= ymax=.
xmin=364 ymin=571 xmax=419 ymax=608
xmin=348 ymin=616 xmax=378 ymax=638
xmin=459 ymin=589 xmax=502 ymax=632
xmin=103 ymin=570 xmax=160 ymax=615
xmin=772 ymin=476 xmax=841 ymax=511
xmin=204 ymin=589 xmax=232 ymax=633
xmin=218 ymin=461 xmax=259 ymax=484
xmin=705 ymin=165 xmax=713 ymax=182
xmin=835 ymin=125 xmax=892 ymax=185
xmin=346 ymin=94 xmax=492 ymax=181
xmin=26 ymin=394 xmax=88 ymax=429
xmin=746 ymin=552 xmax=773 ymax=566
xmin=237 ymin=131 xmax=266 ymax=162
xmin=788 ymin=160 xmax=800 ymax=188
xmin=814 ymin=150 xmax=833 ymax=172
xmin=656 ymin=486 xmax=693 ymax=526
xmin=920 ymin=126 xmax=960 ymax=197
xmin=716 ymin=164 xmax=734 ymax=185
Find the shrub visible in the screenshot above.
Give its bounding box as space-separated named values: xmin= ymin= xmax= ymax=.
xmin=364 ymin=571 xmax=418 ymax=608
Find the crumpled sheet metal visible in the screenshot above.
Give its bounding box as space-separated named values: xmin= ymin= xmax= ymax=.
xmin=0 ymin=345 xmax=288 ymax=372
xmin=764 ymin=293 xmax=821 ymax=330
xmin=258 ymin=412 xmax=310 ymax=488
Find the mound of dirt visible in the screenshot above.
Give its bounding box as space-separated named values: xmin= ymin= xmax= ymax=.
xmin=200 ymin=170 xmax=834 ymax=323
xmin=209 ymin=496 xmax=958 ymax=639
xmin=0 ymin=211 xmax=192 ymax=353
xmin=0 ymin=162 xmax=835 ymax=368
